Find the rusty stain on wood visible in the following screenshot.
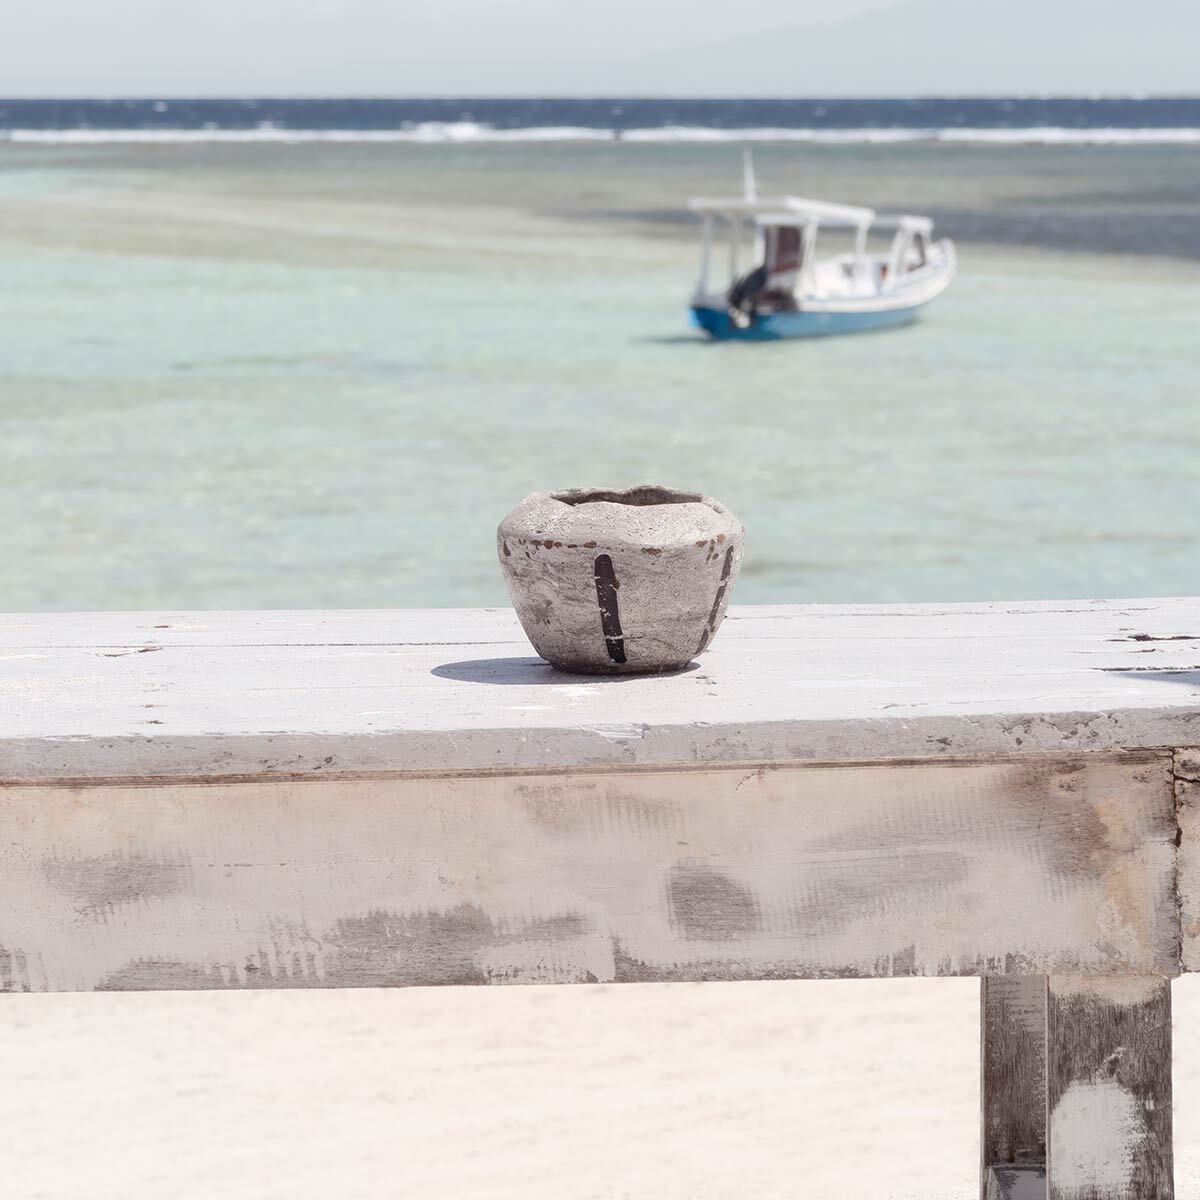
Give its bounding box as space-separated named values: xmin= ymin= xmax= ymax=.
xmin=1173 ymin=749 xmax=1200 ymax=970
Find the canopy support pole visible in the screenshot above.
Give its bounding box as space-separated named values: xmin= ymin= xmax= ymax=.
xmin=697 ymin=214 xmax=713 ymax=296
xmin=801 ymin=222 xmax=818 ymax=294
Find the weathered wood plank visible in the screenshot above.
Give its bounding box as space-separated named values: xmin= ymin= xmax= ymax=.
xmin=1175 ymin=749 xmax=1200 ymax=972
xmin=982 ymin=976 xmax=1047 ymax=1196
xmin=2 ymin=600 xmax=1198 ymax=780
xmin=1046 ymin=977 xmax=1173 ymax=1200
xmin=0 ymin=756 xmax=1178 ymax=993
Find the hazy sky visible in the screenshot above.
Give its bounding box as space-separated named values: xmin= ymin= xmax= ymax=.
xmin=2 ymin=0 xmax=1195 ymax=96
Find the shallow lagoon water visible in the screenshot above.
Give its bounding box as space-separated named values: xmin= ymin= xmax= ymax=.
xmin=1 ymin=141 xmax=1197 ymax=610
xmin=3 ymin=139 xmax=1200 ymax=1200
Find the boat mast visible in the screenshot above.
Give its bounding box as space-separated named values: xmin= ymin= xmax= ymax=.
xmin=742 ymin=147 xmax=758 ymax=202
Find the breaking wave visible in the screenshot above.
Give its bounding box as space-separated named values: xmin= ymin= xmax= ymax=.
xmin=8 ymin=123 xmax=1200 ymax=146
xmin=9 ymin=122 xmax=1200 ymax=144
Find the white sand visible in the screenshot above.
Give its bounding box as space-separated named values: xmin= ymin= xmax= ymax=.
xmin=4 ymin=978 xmax=1199 ymax=1198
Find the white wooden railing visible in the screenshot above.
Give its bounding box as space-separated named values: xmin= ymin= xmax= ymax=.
xmin=3 ymin=599 xmax=1199 ymax=1199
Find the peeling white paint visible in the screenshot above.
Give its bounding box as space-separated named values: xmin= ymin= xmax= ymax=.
xmin=1050 ymin=975 xmax=1166 ymax=1006
xmin=579 ymin=723 xmax=646 ymax=742
xmin=1050 ymin=1078 xmax=1145 ymax=1196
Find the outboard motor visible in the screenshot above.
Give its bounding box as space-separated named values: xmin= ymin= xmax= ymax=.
xmin=726 ymin=264 xmax=769 ymax=329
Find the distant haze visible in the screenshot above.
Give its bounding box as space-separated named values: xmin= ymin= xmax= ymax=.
xmin=3 ymin=0 xmax=1197 ymax=96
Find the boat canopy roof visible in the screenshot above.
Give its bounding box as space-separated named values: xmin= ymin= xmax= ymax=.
xmin=752 ymin=213 xmax=935 ymax=233
xmin=689 ymin=195 xmax=875 ymax=225
xmin=689 ymin=195 xmax=934 ymax=235
xmin=880 ymin=214 xmax=934 ymax=234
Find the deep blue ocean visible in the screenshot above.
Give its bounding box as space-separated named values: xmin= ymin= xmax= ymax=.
xmin=3 ymin=96 xmax=1200 ymax=140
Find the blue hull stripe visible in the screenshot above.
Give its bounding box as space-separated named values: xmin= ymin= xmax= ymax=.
xmin=691 ymin=304 xmax=924 ymax=340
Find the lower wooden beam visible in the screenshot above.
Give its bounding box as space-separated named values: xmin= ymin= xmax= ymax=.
xmin=1046 ymin=977 xmax=1173 ymax=1200
xmin=0 ymin=755 xmax=1180 ymax=992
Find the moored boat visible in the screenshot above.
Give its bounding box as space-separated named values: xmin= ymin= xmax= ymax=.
xmin=689 ymin=158 xmax=955 ymax=340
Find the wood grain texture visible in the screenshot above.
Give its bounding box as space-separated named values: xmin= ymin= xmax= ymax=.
xmin=1 ymin=600 xmax=1199 ymax=780
xmin=1047 ymin=977 xmax=1173 ymax=1200
xmin=0 ymin=756 xmax=1178 ymax=993
xmin=1177 ymin=749 xmax=1200 ymax=972
xmin=982 ymin=976 xmax=1048 ymax=1195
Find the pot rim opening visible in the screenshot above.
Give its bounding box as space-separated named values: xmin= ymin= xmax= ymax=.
xmin=550 ymin=484 xmax=711 ymax=509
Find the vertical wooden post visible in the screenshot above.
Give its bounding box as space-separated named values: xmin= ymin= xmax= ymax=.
xmin=983 ymin=975 xmax=1174 ymax=1199
xmin=982 ymin=976 xmax=1048 ymax=1200
xmin=1046 ymin=977 xmax=1173 ymax=1200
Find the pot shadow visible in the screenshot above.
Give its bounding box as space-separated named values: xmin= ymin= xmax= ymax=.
xmin=431 ymin=657 xmax=701 ymax=685
xmin=1099 ymin=668 xmax=1200 ymax=689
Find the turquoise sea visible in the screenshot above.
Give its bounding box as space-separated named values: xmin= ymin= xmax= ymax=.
xmin=4 ymin=118 xmax=1200 ymax=1200
xmin=2 ymin=138 xmax=1198 ymax=610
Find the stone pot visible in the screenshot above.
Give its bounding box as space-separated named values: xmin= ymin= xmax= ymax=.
xmin=497 ymin=485 xmax=744 ymax=675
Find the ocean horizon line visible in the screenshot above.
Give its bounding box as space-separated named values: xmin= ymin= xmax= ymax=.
xmin=3 ymin=93 xmax=1200 ymax=101
xmin=6 ymin=96 xmax=1200 ymax=143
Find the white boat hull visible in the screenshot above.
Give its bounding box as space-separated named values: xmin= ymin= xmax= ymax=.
xmin=693 ymin=240 xmax=956 ymax=341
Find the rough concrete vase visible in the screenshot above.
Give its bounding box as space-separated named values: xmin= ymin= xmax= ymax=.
xmin=497 ymin=485 xmax=745 ymax=675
